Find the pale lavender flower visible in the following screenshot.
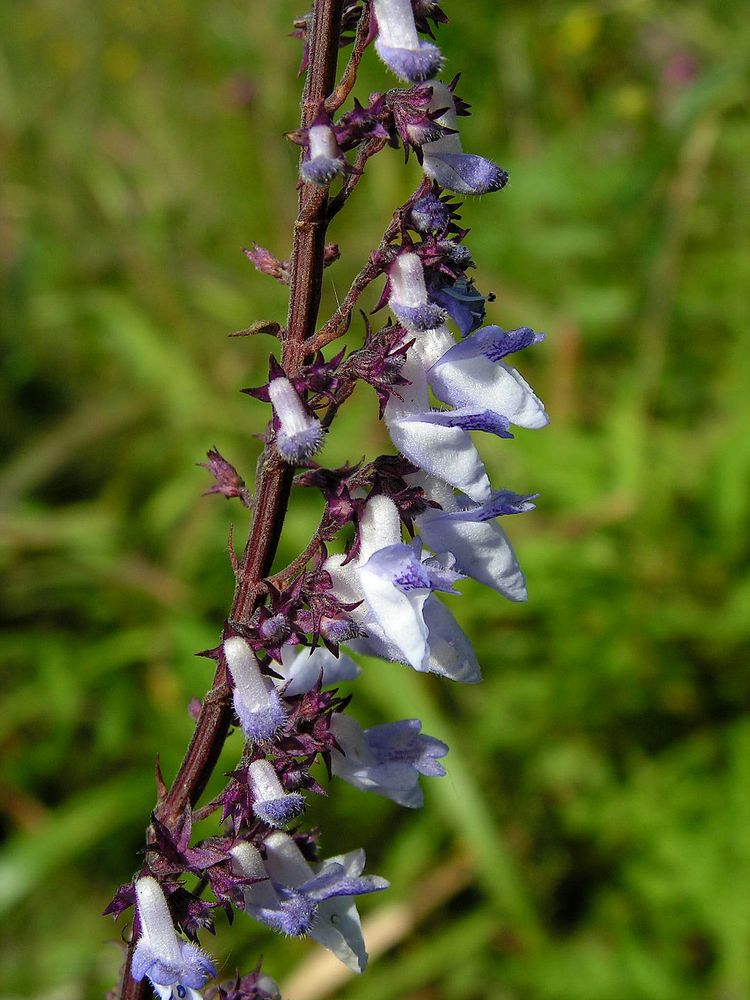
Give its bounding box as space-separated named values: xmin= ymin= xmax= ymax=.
xmin=384 ymin=324 xmax=493 ymax=502
xmin=268 ymin=376 xmax=323 ymax=462
xmin=223 ymin=636 xmax=286 ymax=741
xmin=373 ymin=0 xmax=444 ymax=82
xmin=231 ymin=835 xmax=388 ymax=973
xmin=387 ymin=251 xmax=446 ymax=331
xmin=384 ymin=252 xmax=490 ymax=501
xmin=383 ymin=310 xmax=546 ymax=498
xmin=420 ymin=596 xmax=482 ymax=681
xmin=412 ymin=473 xmax=535 ymax=601
xmin=380 ymin=252 xmax=501 ymax=499
xmin=248 ymin=759 xmax=305 ymax=828
xmin=421 ymin=82 xmax=508 ymax=194
xmin=326 ymin=495 xmax=482 ymax=682
xmin=428 ymin=325 xmax=549 ymax=430
xmin=330 ymin=713 xmax=448 ymax=807
xmin=300 ymin=123 xmax=347 ymax=186
xmin=358 ymin=539 xmax=463 ymax=668
xmin=132 ymin=876 xmax=216 ymax=1000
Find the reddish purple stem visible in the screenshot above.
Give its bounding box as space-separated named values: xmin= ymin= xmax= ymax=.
xmin=114 ymin=3 xmax=345 ymax=997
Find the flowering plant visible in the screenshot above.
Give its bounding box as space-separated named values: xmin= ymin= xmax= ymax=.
xmin=106 ymin=2 xmax=547 ymax=997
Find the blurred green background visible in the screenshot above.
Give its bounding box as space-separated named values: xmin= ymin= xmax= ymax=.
xmin=2 ymin=0 xmax=749 ymax=997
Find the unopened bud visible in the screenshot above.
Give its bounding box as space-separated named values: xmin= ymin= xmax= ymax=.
xmin=268 ymin=377 xmax=324 ymax=463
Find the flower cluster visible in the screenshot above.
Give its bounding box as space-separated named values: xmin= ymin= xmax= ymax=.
xmin=108 ymin=4 xmax=548 ymax=999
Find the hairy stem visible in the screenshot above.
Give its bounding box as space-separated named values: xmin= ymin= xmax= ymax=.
xmin=269 ymin=534 xmax=325 ymax=591
xmin=326 ymin=0 xmax=372 ymax=114
xmin=114 ymin=3 xmax=344 ymax=997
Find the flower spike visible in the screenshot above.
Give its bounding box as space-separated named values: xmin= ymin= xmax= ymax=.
xmin=108 ymin=4 xmax=548 ymax=995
